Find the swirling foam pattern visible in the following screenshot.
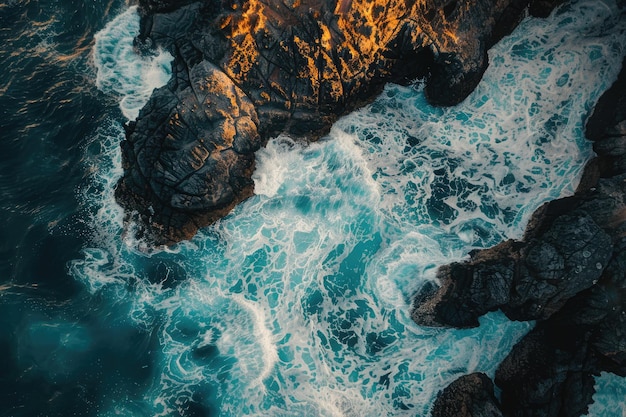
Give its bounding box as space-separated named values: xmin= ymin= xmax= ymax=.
xmin=76 ymin=1 xmax=626 ymax=416
xmin=93 ymin=6 xmax=172 ymax=120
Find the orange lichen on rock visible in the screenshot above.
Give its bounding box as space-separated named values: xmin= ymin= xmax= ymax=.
xmin=122 ymin=0 xmax=552 ymax=244
xmin=215 ymin=0 xmax=513 ymax=114
xmin=214 ymin=0 xmax=428 ymax=118
xmin=223 ymin=0 xmax=268 ymax=82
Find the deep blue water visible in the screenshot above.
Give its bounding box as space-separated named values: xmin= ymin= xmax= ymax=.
xmin=2 ymin=0 xmax=626 ymax=416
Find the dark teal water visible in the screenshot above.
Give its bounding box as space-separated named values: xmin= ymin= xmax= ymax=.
xmin=2 ymin=1 xmax=626 ymax=416
xmin=0 ymin=1 xmax=155 ymax=416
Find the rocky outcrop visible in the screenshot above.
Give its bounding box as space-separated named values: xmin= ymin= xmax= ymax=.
xmin=412 ymin=197 xmax=616 ymax=328
xmin=426 ymin=58 xmax=626 ymax=417
xmin=495 ymin=251 xmax=626 ymax=415
xmin=116 ymin=0 xmax=561 ymax=245
xmin=493 ymin=236 xmax=626 ymax=415
xmin=116 ymin=60 xmax=261 ymax=243
xmin=432 ymin=373 xmax=504 ymax=417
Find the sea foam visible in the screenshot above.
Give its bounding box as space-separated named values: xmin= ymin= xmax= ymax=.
xmin=76 ymin=0 xmax=626 ymax=416
xmin=93 ymin=6 xmax=172 ymax=120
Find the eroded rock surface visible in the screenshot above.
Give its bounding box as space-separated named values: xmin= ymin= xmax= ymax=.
xmin=412 ymin=204 xmax=615 ymax=328
xmin=493 ymin=253 xmax=626 ymax=417
xmin=116 ymin=0 xmax=559 ymax=244
xmin=432 ymin=373 xmax=504 ymax=417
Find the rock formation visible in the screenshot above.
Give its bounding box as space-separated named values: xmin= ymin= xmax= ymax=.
xmin=116 ymin=0 xmax=560 ymax=244
xmin=108 ymin=0 xmax=626 ymax=414
xmin=412 ymin=203 xmax=614 ymax=328
xmin=431 ymin=372 xmax=504 ymax=417
xmin=424 ymin=58 xmax=626 ymax=417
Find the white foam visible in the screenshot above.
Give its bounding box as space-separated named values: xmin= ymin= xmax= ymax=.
xmin=70 ymin=120 xmax=140 ymax=293
xmin=585 ymin=372 xmax=626 ymax=417
xmin=93 ymin=6 xmax=173 ymax=120
xmin=253 ymin=136 xmax=297 ymax=198
xmin=69 ymin=248 xmax=125 ymax=293
xmin=75 ymin=1 xmax=626 ymax=416
xmin=231 ymin=294 xmax=279 ymax=386
xmin=198 ymin=129 xmax=531 ymax=415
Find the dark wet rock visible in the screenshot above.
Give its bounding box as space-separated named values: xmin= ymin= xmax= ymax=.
xmin=505 ymin=211 xmax=612 ymax=320
xmin=425 ymin=50 xmax=489 ymax=107
xmin=586 ymin=57 xmax=626 ymax=178
xmin=496 ymin=238 xmax=626 ymax=416
xmin=577 ymin=240 xmax=626 ymax=376
xmin=412 ymin=174 xmax=626 ymax=414
xmin=411 ymin=210 xmax=612 ymax=327
xmin=116 ymin=59 xmax=260 ymax=244
xmin=495 ymin=327 xmax=598 ymax=417
xmin=140 ymin=0 xmax=198 ymax=14
xmin=412 ymin=240 xmax=518 ymax=328
xmin=528 ymin=0 xmax=565 ymax=17
xmin=116 ymin=0 xmax=562 ymax=244
xmin=414 ymin=57 xmax=626 ymax=417
xmin=593 ymin=311 xmax=626 ymax=376
xmin=431 ymin=373 xmax=504 ymax=417
xmin=422 ymin=0 xmax=533 ymax=106
xmin=494 ymin=249 xmax=626 ymax=416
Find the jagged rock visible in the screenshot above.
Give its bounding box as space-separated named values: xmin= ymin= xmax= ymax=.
xmin=140 ymin=0 xmax=198 ymax=14
xmin=494 ymin=251 xmax=626 ymax=416
xmin=593 ymin=311 xmax=626 ymax=376
xmin=411 ymin=210 xmax=612 ymax=327
xmin=414 ymin=54 xmax=626 ymax=417
xmin=586 ymin=240 xmax=626 ymax=376
xmin=431 ymin=373 xmax=504 ymax=417
xmin=116 ymin=0 xmax=561 ymax=244
xmin=116 ymin=59 xmax=260 ymax=244
xmin=411 ymin=177 xmax=626 ymax=414
xmin=492 ymin=238 xmax=626 ymax=417
xmin=439 ymin=239 xmax=626 ymax=417
xmin=528 ymin=0 xmax=565 ymax=17
xmin=505 ymin=212 xmax=612 ymax=320
xmin=495 ymin=327 xmax=598 ymax=417
xmin=412 ymin=240 xmax=518 ymax=328
xmin=412 ymin=160 xmax=626 ymax=327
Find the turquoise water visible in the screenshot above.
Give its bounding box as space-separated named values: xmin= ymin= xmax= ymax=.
xmin=78 ymin=2 xmax=626 ymax=415
xmin=2 ymin=0 xmax=625 ymax=415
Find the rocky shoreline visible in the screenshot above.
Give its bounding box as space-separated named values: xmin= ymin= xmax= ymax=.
xmin=117 ymin=0 xmax=562 ymax=245
xmin=418 ymin=57 xmax=626 ymax=417
xmin=115 ymin=0 xmax=626 ymax=415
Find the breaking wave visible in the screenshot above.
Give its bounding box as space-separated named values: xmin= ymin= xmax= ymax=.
xmin=67 ymin=1 xmax=626 ymax=415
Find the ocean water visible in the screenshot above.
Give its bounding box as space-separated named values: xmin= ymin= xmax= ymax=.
xmin=1 ymin=0 xmax=626 ymax=416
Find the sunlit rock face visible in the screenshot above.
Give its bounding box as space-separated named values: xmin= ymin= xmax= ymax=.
xmin=117 ymin=0 xmax=560 ymax=245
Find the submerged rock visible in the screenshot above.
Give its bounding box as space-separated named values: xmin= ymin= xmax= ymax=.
xmin=116 ymin=0 xmax=559 ymax=245
xmin=418 ymin=57 xmax=626 ymax=417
